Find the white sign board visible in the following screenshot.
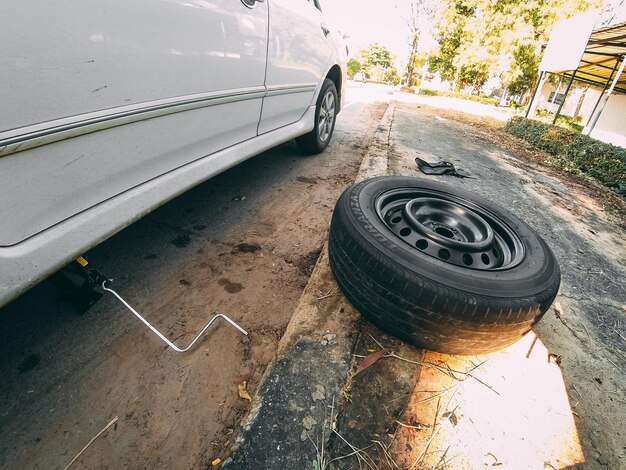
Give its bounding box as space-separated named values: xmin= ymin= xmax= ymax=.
xmin=539 ymin=10 xmax=600 ymax=73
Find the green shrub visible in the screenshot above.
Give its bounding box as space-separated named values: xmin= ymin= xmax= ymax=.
xmin=556 ymin=115 xmax=584 ymax=132
xmin=531 ymin=109 xmax=584 ymax=132
xmin=418 ymin=87 xmax=438 ymax=96
xmin=400 ymin=85 xmax=415 ymax=94
xmin=417 ymin=88 xmax=498 ymax=105
xmin=505 ymin=116 xmax=626 ymax=195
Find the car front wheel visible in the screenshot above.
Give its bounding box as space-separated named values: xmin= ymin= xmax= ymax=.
xmin=296 ymin=78 xmax=337 ymax=154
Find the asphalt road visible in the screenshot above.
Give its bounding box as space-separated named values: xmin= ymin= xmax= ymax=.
xmin=384 ymin=102 xmax=626 ymax=468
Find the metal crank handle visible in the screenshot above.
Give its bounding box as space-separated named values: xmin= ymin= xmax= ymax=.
xmin=102 ymin=281 xmax=248 ymax=353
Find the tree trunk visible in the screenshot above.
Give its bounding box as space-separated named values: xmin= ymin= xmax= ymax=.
xmin=405 ymin=34 xmax=419 ymax=86
xmin=574 ymin=85 xmax=589 ymax=119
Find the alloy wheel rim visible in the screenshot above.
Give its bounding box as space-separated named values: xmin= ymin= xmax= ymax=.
xmin=375 ymin=188 xmax=525 ymax=270
xmin=318 ymin=91 xmax=335 ymax=142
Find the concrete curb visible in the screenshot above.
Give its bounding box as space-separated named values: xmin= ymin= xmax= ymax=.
xmin=224 ymin=102 xmax=396 ymax=468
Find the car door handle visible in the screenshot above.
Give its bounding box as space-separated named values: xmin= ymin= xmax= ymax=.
xmin=321 ymin=23 xmax=330 ymax=37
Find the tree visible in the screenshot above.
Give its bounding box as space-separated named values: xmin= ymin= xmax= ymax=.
xmin=360 ymin=44 xmax=394 ymax=70
xmin=347 ymin=58 xmax=361 ymax=79
xmin=428 ymin=0 xmax=603 ymax=95
xmin=358 ymin=44 xmax=396 ymax=80
xmin=428 ymin=1 xmax=475 ymax=86
xmin=404 ymin=0 xmax=433 ymax=86
xmin=385 ymin=67 xmax=402 ymax=85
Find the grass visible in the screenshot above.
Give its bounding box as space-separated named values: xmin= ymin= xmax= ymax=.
xmin=416 ymin=88 xmax=499 ymax=106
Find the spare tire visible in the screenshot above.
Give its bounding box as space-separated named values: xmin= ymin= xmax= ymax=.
xmin=328 ymin=176 xmax=560 ymax=355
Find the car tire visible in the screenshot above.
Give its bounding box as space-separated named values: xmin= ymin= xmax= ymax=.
xmin=296 ymin=79 xmax=337 ymax=155
xmin=328 ymin=176 xmax=561 ymax=355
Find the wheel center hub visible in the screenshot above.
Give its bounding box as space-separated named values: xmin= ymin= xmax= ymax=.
xmin=404 ymin=197 xmax=494 ymax=251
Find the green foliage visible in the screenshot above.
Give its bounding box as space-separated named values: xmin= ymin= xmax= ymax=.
xmin=505 ymin=44 xmax=540 ymax=95
xmin=556 ymin=115 xmax=584 ymax=132
xmin=531 ymin=109 xmax=584 ymax=131
xmin=400 ymin=85 xmax=416 ymax=93
xmin=384 ymin=66 xmax=401 ymax=85
xmin=418 ymin=88 xmax=499 ymax=105
xmin=418 ymin=88 xmax=439 ymax=96
xmin=506 ymin=117 xmax=626 ymax=194
xmin=405 ymin=51 xmax=429 ymax=86
xmin=356 ymin=44 xmax=399 ymax=84
xmin=359 ymin=44 xmax=394 ymax=71
xmin=428 ymin=0 xmax=603 ymax=94
xmin=347 ymin=58 xmax=361 ymax=79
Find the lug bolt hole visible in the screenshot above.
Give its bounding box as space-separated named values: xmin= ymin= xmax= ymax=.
xmin=438 ymin=249 xmax=451 ymax=260
xmin=481 ymin=253 xmax=490 ymax=265
xmin=462 ymin=254 xmax=473 ymax=266
xmin=416 ymin=239 xmax=428 ymax=250
xmin=399 ymin=227 xmax=411 ymax=237
xmin=391 ymin=216 xmax=402 ymax=224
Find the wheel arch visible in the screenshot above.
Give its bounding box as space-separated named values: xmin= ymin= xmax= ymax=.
xmin=326 ymin=64 xmax=343 ymax=113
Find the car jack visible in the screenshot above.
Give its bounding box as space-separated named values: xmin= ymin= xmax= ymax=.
xmin=73 ymin=257 xmax=248 ymax=352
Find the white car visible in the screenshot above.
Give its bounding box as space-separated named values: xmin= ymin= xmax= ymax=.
xmin=0 ymin=0 xmax=346 ymax=307
xmin=353 ymin=72 xmax=367 ymax=83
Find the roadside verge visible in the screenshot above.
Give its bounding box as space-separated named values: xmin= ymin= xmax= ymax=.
xmin=224 ymin=103 xmax=397 ymax=467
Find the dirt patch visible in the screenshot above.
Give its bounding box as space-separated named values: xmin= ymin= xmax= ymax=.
xmin=233 ymin=242 xmax=261 ymax=253
xmin=218 ymin=278 xmax=244 ymax=294
xmin=296 ymin=175 xmax=318 ymax=184
xmin=169 ymin=233 xmax=192 ymax=248
xmin=293 ymin=246 xmax=324 ymax=276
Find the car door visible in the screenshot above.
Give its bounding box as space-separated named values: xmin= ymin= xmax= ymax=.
xmin=0 ymin=0 xmax=268 ymax=247
xmin=257 ymin=0 xmax=333 ymax=134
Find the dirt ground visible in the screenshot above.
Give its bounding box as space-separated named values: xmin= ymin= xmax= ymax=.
xmin=0 ymin=100 xmax=388 ymax=469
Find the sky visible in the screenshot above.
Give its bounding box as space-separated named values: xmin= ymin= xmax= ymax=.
xmin=323 ymin=0 xmax=423 ymax=67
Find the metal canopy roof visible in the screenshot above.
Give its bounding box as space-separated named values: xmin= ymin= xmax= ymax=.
xmin=564 ymin=21 xmax=626 ymax=93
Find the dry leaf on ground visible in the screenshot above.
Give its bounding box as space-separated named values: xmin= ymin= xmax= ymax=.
xmin=356 ymin=349 xmax=388 ymax=375
xmin=238 ymin=381 xmax=252 ymax=401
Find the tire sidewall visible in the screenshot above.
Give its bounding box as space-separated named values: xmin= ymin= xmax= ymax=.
xmin=336 ymin=176 xmax=560 ymax=298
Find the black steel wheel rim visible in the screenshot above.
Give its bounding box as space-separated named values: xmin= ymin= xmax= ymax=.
xmin=375 ymin=188 xmax=525 ymax=270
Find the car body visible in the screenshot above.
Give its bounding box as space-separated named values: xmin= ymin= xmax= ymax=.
xmin=0 ymin=0 xmax=346 ymax=307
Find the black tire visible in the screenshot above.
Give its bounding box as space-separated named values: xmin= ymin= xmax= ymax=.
xmin=328 ymin=176 xmax=560 ymax=355
xmin=296 ymin=79 xmax=337 ymax=154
